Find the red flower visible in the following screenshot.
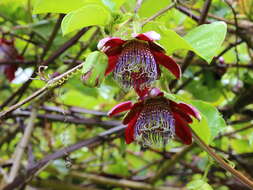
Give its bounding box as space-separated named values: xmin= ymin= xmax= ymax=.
xmin=108 ymin=88 xmax=201 ymax=146
xmin=0 ymin=38 xmax=23 ymax=81
xmin=98 ymin=31 xmax=181 ymax=90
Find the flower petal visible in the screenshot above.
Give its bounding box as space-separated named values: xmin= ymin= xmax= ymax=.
xmin=177 ymin=103 xmax=201 ymax=121
xmin=123 ymin=101 xmax=144 ymax=125
xmin=105 ymin=55 xmax=119 ymax=75
xmin=173 ymin=109 xmax=193 ymax=123
xmin=97 ymin=37 xmax=125 ymax=50
xmin=4 ymin=65 xmax=17 ymax=81
xmin=108 ymin=101 xmax=133 ymax=117
xmin=133 ymin=31 xmax=160 ymax=41
xmin=173 ymin=113 xmax=192 ymax=145
xmin=125 ymin=114 xmax=138 ymax=144
xmin=152 ymin=51 xmax=181 ymax=79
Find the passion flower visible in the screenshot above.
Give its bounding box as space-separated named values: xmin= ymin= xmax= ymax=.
xmin=98 ymin=31 xmax=181 ymax=90
xmin=108 ymin=88 xmax=201 ymax=147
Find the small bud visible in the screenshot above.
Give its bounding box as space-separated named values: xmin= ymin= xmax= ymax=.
xmin=82 ymin=51 xmax=108 ymax=87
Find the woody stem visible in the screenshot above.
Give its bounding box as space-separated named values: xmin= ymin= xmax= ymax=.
xmin=192 ymin=129 xmax=253 ymax=189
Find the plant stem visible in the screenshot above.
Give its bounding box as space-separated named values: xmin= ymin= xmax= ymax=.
xmin=141 ymin=2 xmax=176 ymax=27
xmin=192 ymin=130 xmax=253 ymax=189
xmin=7 ymin=107 xmax=37 ymax=183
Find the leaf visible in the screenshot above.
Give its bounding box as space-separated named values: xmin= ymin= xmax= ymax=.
xmin=184 ymin=21 xmax=227 ymax=63
xmin=187 ymin=179 xmax=213 ymax=190
xmin=143 ymin=21 xmax=227 ymax=63
xmin=164 ymin=93 xmax=226 ymax=144
xmin=33 ymin=0 xmax=100 ymax=14
xmin=190 ymin=100 xmax=226 ymax=142
xmin=82 ymin=51 xmax=108 ymax=87
xmin=61 ymin=4 xmax=111 ymax=35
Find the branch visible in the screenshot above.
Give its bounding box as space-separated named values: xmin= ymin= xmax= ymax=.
xmin=7 ymin=107 xmax=37 ymax=183
xmin=149 ymin=145 xmax=194 ymax=183
xmin=72 ymin=172 xmax=185 ymax=190
xmin=141 ymin=2 xmax=176 ymax=26
xmin=3 ymin=125 xmax=126 ymax=190
xmin=0 ymin=61 xmax=85 ymax=119
xmin=30 ymin=179 xmax=102 ymax=190
xmin=11 ymin=110 xmax=120 ymax=127
xmin=192 ymin=130 xmax=253 ymax=189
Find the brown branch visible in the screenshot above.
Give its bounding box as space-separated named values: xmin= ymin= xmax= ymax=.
xmin=72 ymin=172 xmax=184 ymax=190
xmin=11 ymin=110 xmax=120 ymax=127
xmin=3 ymin=125 xmax=126 ymax=190
xmin=149 ymin=145 xmax=194 ymax=183
xmin=192 ymin=130 xmax=253 ymax=189
xmin=142 ymin=2 xmax=176 ymax=26
xmin=30 ymin=179 xmax=102 ymax=190
xmin=40 ymin=14 xmax=65 ymax=60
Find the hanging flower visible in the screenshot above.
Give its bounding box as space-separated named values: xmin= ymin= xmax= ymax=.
xmin=97 ymin=31 xmax=181 ymax=90
xmin=0 ymin=38 xmax=23 ymax=81
xmin=108 ymin=88 xmax=201 ymax=147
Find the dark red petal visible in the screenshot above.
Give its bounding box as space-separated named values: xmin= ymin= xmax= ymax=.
xmin=134 ymin=31 xmax=160 ymax=42
xmin=97 ymin=37 xmax=125 ymax=57
xmin=152 ymin=51 xmax=181 ymax=79
xmin=173 ymin=109 xmax=192 ymax=123
xmin=177 ymin=103 xmax=201 ymax=120
xmin=108 ymin=101 xmax=133 ymax=117
xmin=123 ymin=101 xmax=144 ymax=125
xmin=125 ymin=114 xmax=138 ymax=144
xmin=135 ymin=34 xmax=152 ymax=42
xmin=4 ymin=65 xmax=17 ymax=81
xmin=105 ymin=55 xmax=119 ymax=76
xmin=97 ymin=37 xmax=125 ymax=50
xmin=173 ymin=113 xmax=192 ymax=145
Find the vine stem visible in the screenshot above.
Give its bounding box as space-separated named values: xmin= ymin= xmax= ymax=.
xmin=192 ymin=130 xmax=253 ymax=189
xmin=141 ymin=2 xmax=176 ymax=26
xmin=7 ymin=107 xmax=37 ymax=183
xmin=0 ymin=62 xmax=85 ymax=119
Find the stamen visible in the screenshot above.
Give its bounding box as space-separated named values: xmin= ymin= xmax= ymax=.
xmin=114 ymin=41 xmax=158 ymax=89
xmin=134 ymin=98 xmax=175 ymax=147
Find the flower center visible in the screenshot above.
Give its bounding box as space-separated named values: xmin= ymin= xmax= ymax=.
xmin=134 ymin=97 xmax=175 ymax=147
xmin=114 ymin=40 xmax=158 ymax=89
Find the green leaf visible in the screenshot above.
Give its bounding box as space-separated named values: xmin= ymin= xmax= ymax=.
xmin=143 ymin=21 xmax=227 ymax=63
xmin=187 ymin=179 xmax=213 ymax=190
xmin=184 ymin=21 xmax=227 ymax=63
xmin=82 ymin=51 xmax=108 ymax=87
xmin=33 ymin=0 xmax=100 ymax=14
xmin=164 ymin=93 xmax=226 ymax=144
xmin=190 ymin=100 xmax=226 ymax=141
xmin=61 ymin=4 xmax=111 ymax=35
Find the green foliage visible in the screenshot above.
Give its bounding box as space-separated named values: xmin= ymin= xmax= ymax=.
xmin=184 ymin=21 xmax=227 ymax=63
xmin=164 ymin=93 xmax=226 ymax=144
xmin=61 ymin=3 xmax=111 ymax=34
xmin=1 ymin=1 xmax=252 ymax=190
xmin=33 ymin=0 xmax=100 ymax=14
xmin=187 ymin=179 xmax=213 ymax=190
xmin=144 ymin=21 xmax=227 ymax=63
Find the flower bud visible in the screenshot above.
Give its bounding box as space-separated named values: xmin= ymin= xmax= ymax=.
xmin=82 ymin=51 xmax=108 ymax=87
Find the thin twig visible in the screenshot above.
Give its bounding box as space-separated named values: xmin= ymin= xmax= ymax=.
xmin=3 ymin=125 xmax=125 ymax=190
xmin=72 ymin=172 xmax=184 ymax=190
xmin=149 ymin=145 xmax=194 ymax=183
xmin=134 ymin=0 xmax=143 ymax=14
xmin=141 ymin=2 xmax=176 ymax=26
xmin=192 ymin=130 xmax=253 ymax=189
xmin=7 ymin=107 xmax=37 ymax=183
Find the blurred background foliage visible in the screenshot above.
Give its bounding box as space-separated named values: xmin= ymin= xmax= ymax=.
xmin=0 ymin=0 xmax=253 ymax=190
